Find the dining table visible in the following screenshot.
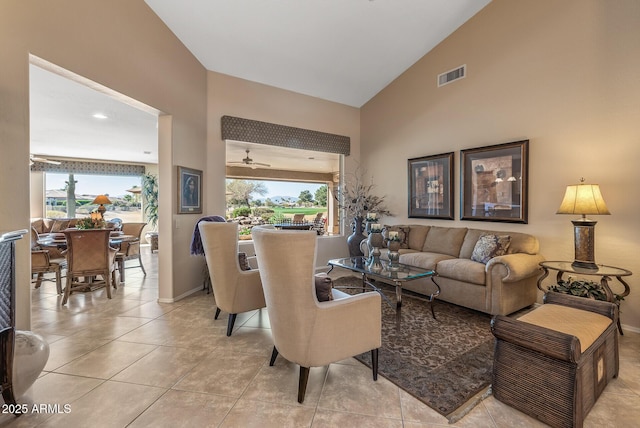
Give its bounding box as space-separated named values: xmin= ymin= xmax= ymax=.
xmin=37 ymin=231 xmax=135 ymax=250
xmin=36 ymin=230 xmax=136 ymax=292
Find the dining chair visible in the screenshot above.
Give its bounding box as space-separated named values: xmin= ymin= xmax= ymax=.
xmin=292 ymin=213 xmax=306 ymax=224
xmin=252 ymin=228 xmax=382 ymax=403
xmin=311 ymin=212 xmax=325 ymax=235
xmin=30 ymin=227 xmax=66 ymax=294
xmin=198 ymin=222 xmax=266 ymax=336
xmin=62 ymin=229 xmax=118 ymax=305
xmin=115 ymin=222 xmax=147 ymax=283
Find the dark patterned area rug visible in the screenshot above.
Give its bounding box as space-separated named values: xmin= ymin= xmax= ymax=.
xmin=334 ymin=276 xmax=495 ymax=423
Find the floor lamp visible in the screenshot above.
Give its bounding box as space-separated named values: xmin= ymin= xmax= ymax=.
xmin=556 ymin=178 xmax=610 ymax=270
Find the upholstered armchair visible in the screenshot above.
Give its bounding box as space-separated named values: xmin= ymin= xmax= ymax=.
xmin=198 ymin=222 xmax=266 ymax=336
xmin=252 ymin=228 xmax=381 ymax=403
xmin=63 ymin=229 xmax=118 ymax=305
xmin=115 ymin=222 xmax=147 ymax=282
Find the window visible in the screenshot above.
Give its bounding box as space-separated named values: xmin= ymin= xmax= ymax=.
xmin=44 ymin=172 xmax=142 ymax=222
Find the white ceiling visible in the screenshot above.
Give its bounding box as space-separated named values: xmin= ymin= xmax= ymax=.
xmin=145 ymin=0 xmax=490 ymax=108
xmin=29 ymin=0 xmax=491 ymax=169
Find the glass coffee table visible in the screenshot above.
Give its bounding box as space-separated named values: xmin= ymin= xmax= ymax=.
xmin=328 ymin=256 xmax=440 ymax=318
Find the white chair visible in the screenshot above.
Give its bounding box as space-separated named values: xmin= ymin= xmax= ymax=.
xmin=252 ymin=228 xmax=381 ymax=403
xmin=198 ymin=222 xmax=266 ymax=336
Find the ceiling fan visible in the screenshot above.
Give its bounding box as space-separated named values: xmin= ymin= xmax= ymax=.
xmin=30 ymin=154 xmax=62 ymax=166
xmin=228 ymin=149 xmax=271 ymax=169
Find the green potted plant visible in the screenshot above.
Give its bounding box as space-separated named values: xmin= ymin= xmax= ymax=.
xmin=142 ymin=173 xmax=159 ymax=251
xmin=549 ymin=279 xmax=624 ymax=302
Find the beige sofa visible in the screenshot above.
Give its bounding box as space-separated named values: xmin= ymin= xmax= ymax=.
xmin=30 ymin=218 xmax=79 ymax=235
xmin=362 ymin=225 xmax=544 ymax=316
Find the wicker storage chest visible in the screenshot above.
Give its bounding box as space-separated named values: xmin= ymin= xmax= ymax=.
xmin=491 ymin=292 xmax=618 ymax=428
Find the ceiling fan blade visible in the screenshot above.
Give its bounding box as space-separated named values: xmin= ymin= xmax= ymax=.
xmin=227 ymin=149 xmax=270 ymax=168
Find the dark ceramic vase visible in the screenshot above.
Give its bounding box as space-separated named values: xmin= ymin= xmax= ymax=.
xmin=346 ymin=216 xmax=366 ymax=257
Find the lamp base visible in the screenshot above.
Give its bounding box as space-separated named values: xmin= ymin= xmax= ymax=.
xmin=571 ymin=260 xmax=599 ymax=271
xmin=571 ymin=218 xmax=598 ymax=271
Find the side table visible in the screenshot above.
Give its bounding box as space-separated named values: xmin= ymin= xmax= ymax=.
xmin=537 ymin=261 xmax=632 ymax=335
xmin=146 ymin=232 xmax=159 ymax=253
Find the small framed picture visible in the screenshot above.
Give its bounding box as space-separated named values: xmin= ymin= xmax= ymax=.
xmin=177 ymin=166 xmax=202 ymax=214
xmin=460 ymin=140 xmax=528 ymax=223
xmin=408 ymin=152 xmax=454 ymax=220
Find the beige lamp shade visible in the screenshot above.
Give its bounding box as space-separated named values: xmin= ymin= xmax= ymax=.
xmin=92 ymin=195 xmax=112 ymax=205
xmin=92 ymin=195 xmax=112 ymax=219
xmin=556 ymin=183 xmax=610 ymax=217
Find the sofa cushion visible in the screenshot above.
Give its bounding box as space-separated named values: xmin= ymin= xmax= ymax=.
xmin=436 ymin=258 xmax=486 ymax=285
xmin=422 ymin=226 xmax=468 ymax=257
xmin=382 ymin=225 xmax=410 ymax=249
xmin=460 ymin=228 xmax=538 ymax=258
xmin=50 ymin=219 xmax=70 ymax=233
xmin=399 ymin=252 xmax=455 ymax=271
xmin=407 ymin=225 xmax=430 ymax=251
xmin=31 ymin=219 xmax=46 ymax=234
xmin=506 ymin=231 xmax=539 ymax=255
xmin=42 ymin=218 xmax=55 ymax=233
xmin=471 ymin=234 xmax=511 ymax=264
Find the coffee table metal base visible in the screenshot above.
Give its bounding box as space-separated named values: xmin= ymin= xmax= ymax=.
xmin=328 ymin=257 xmax=440 ymax=319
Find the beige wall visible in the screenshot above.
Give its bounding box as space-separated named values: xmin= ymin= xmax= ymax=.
xmin=0 ymin=0 xmax=208 ymax=327
xmin=361 ymin=0 xmax=640 ymax=330
xmin=206 ymin=71 xmax=361 ymax=234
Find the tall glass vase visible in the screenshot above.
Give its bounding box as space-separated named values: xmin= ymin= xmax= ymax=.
xmin=347 ymin=216 xmax=366 ymax=257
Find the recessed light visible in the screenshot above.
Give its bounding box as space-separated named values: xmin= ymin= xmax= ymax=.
xmin=92 ymin=113 xmax=108 ymax=119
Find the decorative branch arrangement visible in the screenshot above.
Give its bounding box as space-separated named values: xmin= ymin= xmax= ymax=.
xmin=335 ymin=166 xmax=392 ymax=223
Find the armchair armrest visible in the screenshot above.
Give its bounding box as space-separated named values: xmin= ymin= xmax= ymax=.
xmin=308 ymin=292 xmax=382 ymax=366
xmin=125 ymin=239 xmax=140 ymax=256
xmin=246 ymin=255 xmax=258 ymax=270
xmin=491 ymin=315 xmax=581 ymax=363
xmin=486 ymin=253 xmax=545 ymax=282
xmin=31 ymin=250 xmax=51 ymax=269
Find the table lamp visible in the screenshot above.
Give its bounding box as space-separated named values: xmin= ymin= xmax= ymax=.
xmin=556 ymin=178 xmax=610 ymax=270
xmin=92 ymin=195 xmax=112 ymax=219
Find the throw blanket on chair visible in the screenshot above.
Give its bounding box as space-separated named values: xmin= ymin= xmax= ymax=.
xmin=190 ymin=215 xmax=227 ymax=255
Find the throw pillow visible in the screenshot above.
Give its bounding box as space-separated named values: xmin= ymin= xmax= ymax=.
xmin=50 ymin=220 xmax=69 ymax=233
xmin=471 ymin=234 xmax=511 ymax=264
xmin=382 ymin=225 xmax=410 ymax=249
xmin=237 ymin=252 xmax=251 ymax=271
xmin=314 ymin=273 xmax=333 ymax=302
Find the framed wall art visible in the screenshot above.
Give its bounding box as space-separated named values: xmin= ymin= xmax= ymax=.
xmin=460 ymin=140 xmax=528 ymax=223
xmin=408 ymin=152 xmax=454 ymax=220
xmin=177 ymin=166 xmax=202 ymax=214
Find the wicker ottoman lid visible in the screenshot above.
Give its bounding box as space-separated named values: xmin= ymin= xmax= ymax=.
xmin=518 ymin=303 xmax=612 ymax=352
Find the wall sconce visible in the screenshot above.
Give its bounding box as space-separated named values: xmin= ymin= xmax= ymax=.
xmin=556 ymin=178 xmax=610 ymax=270
xmin=92 ymin=194 xmax=112 ymax=219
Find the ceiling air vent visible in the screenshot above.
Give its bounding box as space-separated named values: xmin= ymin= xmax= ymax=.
xmin=437 ymin=65 xmax=466 ymax=87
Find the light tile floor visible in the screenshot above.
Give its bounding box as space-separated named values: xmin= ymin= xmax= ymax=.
xmin=2 ymin=247 xmax=639 ymax=427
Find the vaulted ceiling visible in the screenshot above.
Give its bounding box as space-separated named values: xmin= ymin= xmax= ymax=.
xmin=30 ymin=1 xmax=491 ymax=169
